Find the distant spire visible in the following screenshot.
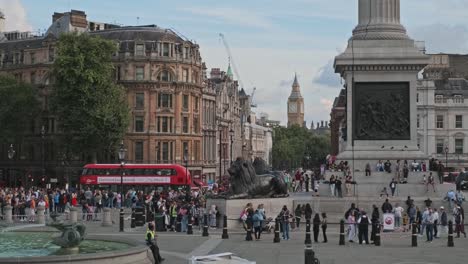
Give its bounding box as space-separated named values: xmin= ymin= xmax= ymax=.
xmin=293 ymin=72 xmax=299 ymax=87
xmin=227 ymin=63 xmax=233 ymax=79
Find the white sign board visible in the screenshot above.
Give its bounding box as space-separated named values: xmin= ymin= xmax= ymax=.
xmin=383 ymin=213 xmax=395 ymax=231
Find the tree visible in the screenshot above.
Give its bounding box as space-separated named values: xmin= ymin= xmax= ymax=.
xmin=272 ymin=125 xmax=330 ymax=170
xmin=51 ymin=33 xmax=129 ymax=163
xmin=0 ymin=75 xmax=40 ymax=144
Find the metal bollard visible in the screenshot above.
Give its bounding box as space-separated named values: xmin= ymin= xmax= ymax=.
xmin=187 ymin=213 xmax=193 ymax=235
xmin=305 ymin=219 xmax=312 ymax=245
xmin=176 ymin=215 xmax=182 ymax=232
xmin=246 ymin=219 xmax=253 ymax=241
xmin=273 ymin=218 xmax=281 ymax=243
xmin=304 ymin=245 xmax=315 ymax=264
xmin=202 ymin=214 xmax=209 ymax=237
xmin=221 ymin=215 xmax=229 ymax=239
xmin=4 ymin=205 xmax=13 ymax=224
xmin=374 ymin=223 xmax=381 ymax=246
xmin=448 ymin=220 xmax=454 ymax=247
xmin=339 ymin=219 xmax=345 ymax=245
xmin=411 ymin=223 xmax=417 ymax=247
xmin=130 ymin=208 xmax=135 ymax=228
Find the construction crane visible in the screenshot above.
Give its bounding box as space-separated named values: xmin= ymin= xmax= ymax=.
xmin=219 ymin=33 xmax=257 ymax=108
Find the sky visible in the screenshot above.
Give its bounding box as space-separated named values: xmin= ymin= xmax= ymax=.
xmin=2 ymin=0 xmax=468 ymax=126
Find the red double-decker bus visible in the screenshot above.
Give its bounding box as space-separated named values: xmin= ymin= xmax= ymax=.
xmin=80 ymin=164 xmax=191 ymax=189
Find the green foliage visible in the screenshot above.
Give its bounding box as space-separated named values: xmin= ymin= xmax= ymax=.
xmin=0 ymin=75 xmax=40 ymax=144
xmin=272 ymin=125 xmax=330 ymax=170
xmin=51 ymin=33 xmax=129 ymax=162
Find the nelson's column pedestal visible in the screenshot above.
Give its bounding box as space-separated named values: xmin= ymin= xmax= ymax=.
xmin=334 ymin=0 xmax=430 ymax=170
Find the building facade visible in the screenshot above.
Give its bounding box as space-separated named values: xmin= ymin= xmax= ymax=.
xmin=0 ymin=10 xmax=252 ymax=187
xmin=417 ymin=54 xmax=468 ymax=169
xmin=287 ymin=74 xmax=304 ymax=127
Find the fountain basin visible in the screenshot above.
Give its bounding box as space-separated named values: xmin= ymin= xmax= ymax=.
xmin=0 ymin=232 xmax=154 ymax=264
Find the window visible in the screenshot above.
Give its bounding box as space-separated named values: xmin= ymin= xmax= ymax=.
xmin=435 ymin=95 xmax=444 ymax=104
xmin=182 ymin=69 xmax=189 ymax=82
xmin=135 ymin=93 xmax=144 ymax=109
xmin=135 ymin=116 xmax=144 ymax=132
xmin=194 ymin=141 xmax=200 ymax=161
xmin=156 ymin=141 xmax=174 ymax=162
xmin=162 ymin=43 xmax=170 ymax=57
xmin=183 ymin=95 xmax=189 ymax=110
xmin=158 ymin=93 xmax=173 ymax=108
xmin=193 ymin=116 xmax=199 ymax=133
xmin=30 ymin=71 xmax=36 ymax=84
xmin=436 ymin=139 xmax=444 ymax=154
xmin=456 ymin=115 xmax=463 ymax=128
xmin=194 ymin=97 xmax=199 ymax=111
xmin=416 ymin=93 xmax=419 ymax=103
xmin=116 ymin=66 xmax=121 ymax=80
xmin=135 ymin=44 xmax=145 ymax=56
xmin=48 ymin=47 xmax=55 ymax=62
xmin=184 ymin=47 xmax=189 ymax=59
xmin=135 ymin=142 xmax=144 ymax=162
xmin=183 ymin=142 xmax=189 ymax=160
xmin=436 ymin=115 xmax=444 ymax=129
xmin=454 ymin=95 xmax=464 ymax=104
xmin=157 ymin=70 xmax=172 ymax=82
xmin=183 ymin=117 xmax=189 ymax=133
xmin=157 ymin=116 xmax=173 ymax=133
xmin=417 ymin=114 xmax=420 ymax=128
xmin=455 ymin=139 xmax=464 ymax=154
xmin=136 ymin=66 xmax=144 ymax=80
xmin=30 ymin=52 xmax=35 ymax=64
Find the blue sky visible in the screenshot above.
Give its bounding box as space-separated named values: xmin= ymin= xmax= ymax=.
xmin=2 ymin=0 xmax=468 ymax=126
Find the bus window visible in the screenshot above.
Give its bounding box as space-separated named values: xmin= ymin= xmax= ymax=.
xmin=144 ymin=169 xmax=153 ymax=175
xmin=132 ymin=168 xmax=145 ymax=175
xmin=82 ymin=168 xmax=89 ymax=175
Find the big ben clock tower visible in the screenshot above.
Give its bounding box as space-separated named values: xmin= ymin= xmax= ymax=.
xmin=287 ymin=74 xmax=304 ymax=127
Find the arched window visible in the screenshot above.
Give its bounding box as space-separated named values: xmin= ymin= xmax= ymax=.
xmin=157 ymin=70 xmax=172 ymax=82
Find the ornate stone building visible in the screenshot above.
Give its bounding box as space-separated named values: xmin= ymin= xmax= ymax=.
xmin=0 ymin=10 xmax=245 ymax=186
xmin=287 ymin=74 xmax=304 ymax=127
xmin=417 ymin=54 xmax=468 ymax=169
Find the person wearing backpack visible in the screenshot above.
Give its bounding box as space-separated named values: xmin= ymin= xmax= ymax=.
xmin=279 ymin=205 xmax=291 ymax=240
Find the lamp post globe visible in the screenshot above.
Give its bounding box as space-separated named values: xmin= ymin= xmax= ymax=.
xmin=118 ymin=141 xmax=127 ymax=232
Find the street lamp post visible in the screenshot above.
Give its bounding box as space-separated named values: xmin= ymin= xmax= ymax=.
xmin=184 ymin=145 xmax=189 ymax=193
xmin=219 ymin=126 xmax=223 ymax=184
xmin=229 ymin=128 xmax=234 ymax=164
xmin=7 ymin=144 xmax=15 ymax=187
xmin=445 ymin=146 xmax=449 ymax=169
xmin=41 ymin=125 xmax=46 ymax=187
xmin=118 ymin=142 xmax=127 ymax=232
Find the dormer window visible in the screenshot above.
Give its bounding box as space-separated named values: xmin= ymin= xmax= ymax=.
xmin=454 ymin=95 xmax=464 ymax=104
xmin=157 ymin=70 xmax=172 ymax=82
xmin=135 ymin=44 xmax=145 ymax=56
xmin=162 ymin=43 xmax=170 ymax=57
xmin=435 ymin=95 xmax=444 ymax=104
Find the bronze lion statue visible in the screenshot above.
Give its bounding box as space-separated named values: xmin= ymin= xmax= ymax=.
xmin=223 ymin=157 xmax=288 ymax=199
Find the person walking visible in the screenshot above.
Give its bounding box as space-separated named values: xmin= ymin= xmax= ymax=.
xmin=437 ymin=161 xmax=445 ymax=184
xmin=394 ymin=204 xmax=403 ymax=228
xmin=371 ymin=205 xmax=379 ymax=243
xmin=279 ymin=205 xmax=291 ymax=240
xmin=358 ymin=211 xmax=370 ymax=244
xmin=313 ymin=213 xmax=321 ymax=243
xmin=347 ymin=211 xmax=357 ymax=243
xmin=335 ymin=177 xmax=343 ymax=198
xmin=252 ymin=209 xmax=264 ymax=240
xmin=329 ymin=175 xmax=336 ymax=196
xmin=294 ymin=204 xmax=302 ymax=229
xmin=439 ymin=206 xmax=448 ymax=237
xmin=304 ymin=203 xmax=312 ymax=222
xmin=424 ymin=209 xmax=435 ymax=242
xmin=146 ymin=222 xmax=164 ymax=263
xmin=389 ymin=179 xmax=397 ymax=197
xmin=321 ymin=212 xmax=328 ymax=243
xmin=433 ymin=208 xmax=439 ymax=238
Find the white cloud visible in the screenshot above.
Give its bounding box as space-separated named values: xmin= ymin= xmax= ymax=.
xmin=0 ymin=0 xmax=32 ymax=31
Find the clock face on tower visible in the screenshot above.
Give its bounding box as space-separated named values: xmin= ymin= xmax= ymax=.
xmin=288 ymin=102 xmax=297 ymax=113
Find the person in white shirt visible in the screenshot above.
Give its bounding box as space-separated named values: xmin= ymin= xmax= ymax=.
xmin=393 ymin=204 xmax=404 ymax=228
xmin=433 ymin=208 xmax=440 ymax=238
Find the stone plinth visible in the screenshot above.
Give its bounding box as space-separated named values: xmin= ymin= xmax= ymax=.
xmin=207 ymin=198 xmax=292 ymax=229
xmin=102 ymin=207 xmax=112 ymax=226
xmin=4 ymin=205 xmax=13 ymax=224
xmin=69 ymin=206 xmax=78 ymax=224
xmin=334 ymin=0 xmax=430 ymax=168
xmin=37 ymin=206 xmax=46 ymax=224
